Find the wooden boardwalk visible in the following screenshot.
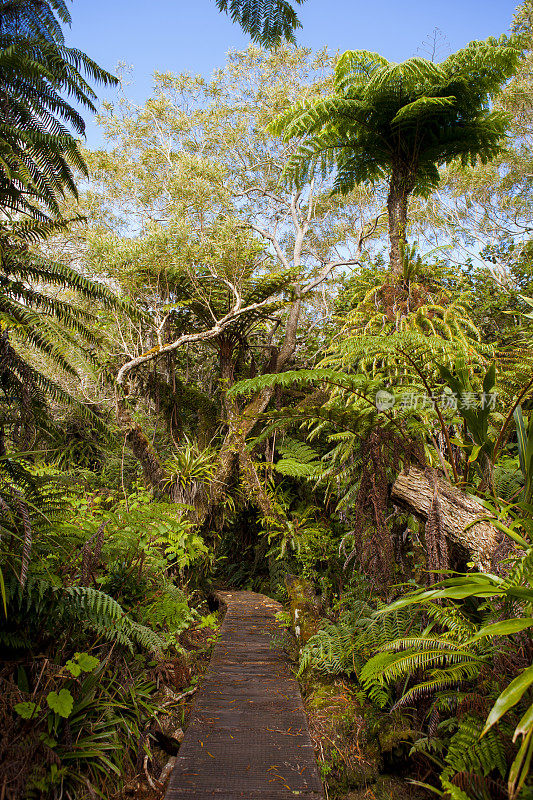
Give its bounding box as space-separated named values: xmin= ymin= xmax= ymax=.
xmin=165 ymin=590 xmax=324 ymax=800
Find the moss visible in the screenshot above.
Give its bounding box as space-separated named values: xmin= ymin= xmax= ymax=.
xmin=344 ymin=775 xmax=432 ymax=799
xmin=285 ymin=574 xmax=320 ymax=645
xmin=304 ymin=678 xmax=432 ymax=799
xmin=305 ymin=679 xmax=381 ymax=796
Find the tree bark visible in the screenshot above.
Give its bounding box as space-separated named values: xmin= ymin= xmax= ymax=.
xmin=391 ymin=466 xmax=502 ymax=570
xmin=204 ymin=296 xmax=303 ymax=519
xmin=387 ymin=171 xmax=413 ymax=278
xmin=116 ymin=400 xmax=167 ymax=489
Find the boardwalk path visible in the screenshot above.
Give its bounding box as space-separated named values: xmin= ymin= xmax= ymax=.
xmin=165 ymin=590 xmax=325 ymax=800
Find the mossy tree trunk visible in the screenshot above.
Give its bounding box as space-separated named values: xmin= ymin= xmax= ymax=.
xmin=387 ymin=167 xmax=415 ymax=278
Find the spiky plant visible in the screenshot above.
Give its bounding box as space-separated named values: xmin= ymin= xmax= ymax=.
xmin=270 ymin=39 xmax=520 ymax=275
xmin=0 ymin=220 xmax=123 ymax=445
xmin=0 ymin=0 xmax=117 ymax=219
xmin=215 ymin=0 xmax=307 ymax=47
xmin=162 ymin=438 xmax=218 ymax=508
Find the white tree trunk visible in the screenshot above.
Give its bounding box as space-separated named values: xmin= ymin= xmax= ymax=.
xmin=392 ymin=466 xmax=501 ymax=570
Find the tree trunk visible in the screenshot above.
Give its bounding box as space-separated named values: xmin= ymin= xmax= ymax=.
xmin=391 ymin=466 xmax=502 ymax=570
xmin=204 ymin=297 xmax=303 ymax=520
xmin=387 ymin=173 xmax=411 ymax=279
xmin=116 ymin=400 xmax=167 ymax=490
xmin=205 ymin=386 xmax=275 ymax=516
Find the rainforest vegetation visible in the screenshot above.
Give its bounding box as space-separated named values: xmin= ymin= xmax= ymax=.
xmin=2 ymin=0 xmax=533 ymax=798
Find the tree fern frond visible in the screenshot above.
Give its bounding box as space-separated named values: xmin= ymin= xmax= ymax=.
xmin=215 ymin=0 xmax=306 ymax=47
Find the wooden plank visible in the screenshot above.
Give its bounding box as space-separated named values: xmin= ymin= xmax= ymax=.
xmin=165 ymin=590 xmax=324 ymax=800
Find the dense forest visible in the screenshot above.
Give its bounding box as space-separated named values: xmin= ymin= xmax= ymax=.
xmin=1 ymin=1 xmax=533 ymax=798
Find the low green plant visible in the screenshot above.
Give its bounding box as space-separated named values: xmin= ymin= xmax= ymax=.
xmin=374 ymin=522 xmax=533 ymax=799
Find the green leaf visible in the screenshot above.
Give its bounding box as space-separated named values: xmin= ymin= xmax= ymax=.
xmin=47 ymin=689 xmax=74 ymax=718
xmin=391 ymin=95 xmax=456 ymax=125
xmin=482 ymin=361 xmax=496 ymax=394
xmin=468 ymin=444 xmax=482 ymax=464
xmin=507 ymin=587 xmax=533 ymax=601
xmin=515 ymin=406 xmax=527 ymax=476
xmin=432 ymin=585 xmax=501 ymax=600
xmin=64 ymin=660 xmax=81 ymax=677
xmin=74 ymin=652 xmax=100 ymax=672
xmin=14 ymin=701 xmax=40 ymax=719
xmin=39 ymin=732 xmax=57 ymax=748
xmin=471 ymin=618 xmax=533 ymax=641
xmin=508 ymin=728 xmax=533 ymax=800
xmin=515 ymin=703 xmax=533 ymax=739
xmin=482 ymin=666 xmax=533 ymax=736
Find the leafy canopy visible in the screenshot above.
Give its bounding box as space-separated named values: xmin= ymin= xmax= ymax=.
xmin=271 ymin=37 xmax=520 ymax=198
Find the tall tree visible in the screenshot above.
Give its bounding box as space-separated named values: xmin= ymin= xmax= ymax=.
xmin=0 ymin=2 xmax=121 ymax=450
xmin=77 ymin=48 xmax=380 ymax=515
xmin=270 ymin=38 xmax=519 ymax=276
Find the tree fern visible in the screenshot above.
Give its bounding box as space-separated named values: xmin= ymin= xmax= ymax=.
xmin=215 ymin=0 xmax=307 ymax=47
xmin=270 ymin=39 xmax=519 ymax=275
xmin=0 ymin=0 xmax=117 ymax=218
xmin=0 ymin=222 xmax=126 ymax=445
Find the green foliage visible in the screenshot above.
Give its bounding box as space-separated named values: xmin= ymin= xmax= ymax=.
xmin=215 ymin=0 xmax=307 ymax=46
xmin=64 ymin=586 xmax=164 ymax=654
xmin=47 ymin=688 xmax=74 ymax=718
xmin=274 ymin=438 xmax=324 ymax=479
xmin=139 ymin=583 xmax=196 ymax=642
xmin=14 ymin=700 xmax=40 ymax=719
xmin=271 ymin=39 xmax=519 ymax=197
xmin=163 ymin=439 xmax=218 ymax=508
xmin=1 ymin=466 xmax=204 ymax=798
xmin=14 ymin=660 xmax=162 ymax=798
xmin=515 ymin=406 xmax=533 ymax=503
xmin=65 ymin=652 xmax=100 ymax=677
xmin=373 ymin=525 xmax=533 ymax=796
xmin=2 ymin=13 xmax=533 ymax=800
xmin=299 ymin=599 xmax=417 ymax=683
xmin=441 ymin=715 xmax=507 ymax=788
xmin=0 ymin=0 xmax=117 ymax=218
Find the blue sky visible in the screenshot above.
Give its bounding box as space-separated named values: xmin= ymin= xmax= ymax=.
xmin=67 ymin=0 xmax=519 ymax=148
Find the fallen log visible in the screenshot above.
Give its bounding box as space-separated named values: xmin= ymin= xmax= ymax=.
xmin=391 ymin=466 xmax=501 ymax=571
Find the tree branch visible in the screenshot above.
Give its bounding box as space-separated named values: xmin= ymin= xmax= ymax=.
xmin=249 ymin=223 xmax=291 ymax=270
xmin=116 ymin=296 xmax=281 ymax=386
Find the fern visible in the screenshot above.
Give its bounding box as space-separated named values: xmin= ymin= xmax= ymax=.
xmin=274 ymin=437 xmax=324 ymax=480
xmin=215 ymin=0 xmax=306 ymax=47
xmin=298 ymin=602 xmax=418 ymax=698
xmin=128 ymin=620 xmax=167 ymax=654
xmin=442 ymin=715 xmax=507 ymax=783
xmin=299 ymin=616 xmax=359 ymax=676
xmin=0 ymin=3 xmax=117 ymax=218
xmin=64 ymin=586 xmax=165 ymax=654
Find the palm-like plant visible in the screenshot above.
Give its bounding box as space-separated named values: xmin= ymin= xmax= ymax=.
xmin=0 ymin=221 xmax=122 ymax=444
xmin=0 ymin=0 xmax=117 ymax=219
xmin=337 ymin=247 xmax=480 ymax=343
xmin=271 ymin=39 xmax=519 ymax=276
xmin=215 ymin=0 xmax=307 ymax=46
